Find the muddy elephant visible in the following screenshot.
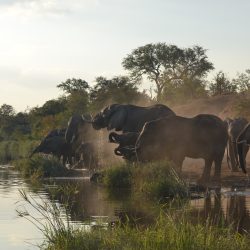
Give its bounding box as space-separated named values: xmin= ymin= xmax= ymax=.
xmin=135 ymin=114 xmax=228 ymax=180
xmin=74 ymin=142 xmax=98 ymax=169
xmin=92 ymin=104 xmax=175 ymax=133
xmin=65 ymin=114 xmax=99 ymax=168
xmin=30 ymin=134 xmax=73 ymax=165
xmin=109 ymin=132 xmax=139 ymax=161
xmin=237 ymin=123 xmax=250 ymax=173
xmin=224 ymin=117 xmax=248 ymax=171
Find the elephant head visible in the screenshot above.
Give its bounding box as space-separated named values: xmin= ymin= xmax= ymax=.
xmin=30 ymin=136 xmax=66 ymax=158
xmin=65 ymin=114 xmax=92 ymax=144
xmin=92 ymin=104 xmax=128 ymax=131
xmin=237 ymin=123 xmax=250 ymax=174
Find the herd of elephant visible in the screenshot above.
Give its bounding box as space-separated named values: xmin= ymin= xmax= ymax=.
xmin=30 ymin=103 xmax=250 ymax=181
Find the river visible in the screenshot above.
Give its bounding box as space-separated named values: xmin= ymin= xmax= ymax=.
xmin=1 ymin=165 xmax=250 ymax=249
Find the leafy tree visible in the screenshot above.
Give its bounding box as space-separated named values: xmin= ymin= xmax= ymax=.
xmin=57 ymin=78 xmax=89 ymax=94
xmin=0 ymin=104 xmax=15 ymax=119
xmin=122 ymin=43 xmax=214 ymax=100
xmin=209 ymin=71 xmax=237 ymax=96
xmin=163 ymin=77 xmax=207 ymax=103
xmin=232 ymin=69 xmax=250 ymax=93
xmin=90 ymin=76 xmax=150 ymax=111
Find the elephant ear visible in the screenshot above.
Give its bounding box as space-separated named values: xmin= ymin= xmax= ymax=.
xmin=107 ymin=106 xmax=127 ymax=131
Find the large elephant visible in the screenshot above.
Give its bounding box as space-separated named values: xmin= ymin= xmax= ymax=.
xmin=92 ymin=104 xmax=175 ymax=133
xmin=135 ymin=114 xmax=228 ymax=180
xmin=74 ymin=142 xmax=98 ymax=169
xmin=237 ymin=123 xmax=250 ymax=173
xmin=109 ymin=132 xmax=139 ymax=160
xmin=65 ymin=114 xmax=99 ymax=167
xmin=30 ymin=135 xmax=73 ymax=165
xmin=224 ymin=117 xmax=248 ymax=171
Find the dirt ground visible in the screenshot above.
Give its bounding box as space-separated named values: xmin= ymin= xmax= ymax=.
xmin=181 ymin=155 xmax=250 ymax=188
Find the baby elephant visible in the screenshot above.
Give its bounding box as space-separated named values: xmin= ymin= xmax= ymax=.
xmin=109 ymin=132 xmax=139 ymax=161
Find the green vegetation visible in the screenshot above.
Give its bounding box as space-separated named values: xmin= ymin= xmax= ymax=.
xmin=13 ymin=155 xmax=70 ymax=179
xmin=0 ymin=140 xmax=38 ymax=164
xmin=18 ymin=190 xmax=250 ymax=250
xmin=94 ymin=161 xmax=188 ymax=201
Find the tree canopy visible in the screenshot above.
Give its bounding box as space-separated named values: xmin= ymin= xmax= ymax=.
xmin=122 ymin=43 xmax=214 ymax=100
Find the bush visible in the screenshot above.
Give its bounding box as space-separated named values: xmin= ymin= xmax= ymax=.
xmin=0 ymin=140 xmax=39 ymax=164
xmin=102 ymin=164 xmax=132 ymax=189
xmin=133 ymin=161 xmax=188 ymax=201
xmin=92 ymin=161 xmax=188 ymax=201
xmin=13 ymin=155 xmax=69 ymax=179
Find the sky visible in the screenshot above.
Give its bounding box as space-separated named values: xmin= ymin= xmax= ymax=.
xmin=0 ymin=0 xmax=249 ymax=111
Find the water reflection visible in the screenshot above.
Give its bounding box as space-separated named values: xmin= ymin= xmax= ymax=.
xmin=190 ymin=187 xmax=250 ymax=233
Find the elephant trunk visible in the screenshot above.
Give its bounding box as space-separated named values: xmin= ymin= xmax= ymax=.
xmin=29 ymin=146 xmax=39 ymax=158
xmin=114 ymin=148 xmax=122 ymax=156
xmin=109 ymin=132 xmax=119 ymax=143
xmin=237 ymin=141 xmax=247 ymax=174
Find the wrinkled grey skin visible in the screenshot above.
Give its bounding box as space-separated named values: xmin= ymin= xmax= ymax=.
xmin=109 ymin=132 xmax=139 ymax=161
xmin=92 ymin=104 xmax=175 ymax=133
xmin=224 ymin=117 xmax=249 ymax=172
xmin=65 ymin=114 xmax=98 ymax=167
xmin=136 ymin=114 xmax=228 ymax=180
xmin=237 ymin=123 xmax=250 ymax=174
xmin=30 ymin=134 xmax=72 ymax=165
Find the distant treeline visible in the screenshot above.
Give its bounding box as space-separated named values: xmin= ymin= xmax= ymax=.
xmin=1 ymin=42 xmax=250 ymax=163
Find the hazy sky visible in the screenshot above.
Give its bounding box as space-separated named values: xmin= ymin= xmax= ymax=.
xmin=0 ymin=0 xmax=249 ymax=111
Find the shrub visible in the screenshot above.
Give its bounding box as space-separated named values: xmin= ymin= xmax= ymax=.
xmin=103 ymin=164 xmax=132 ymax=189
xmin=13 ymin=155 xmax=69 ymax=179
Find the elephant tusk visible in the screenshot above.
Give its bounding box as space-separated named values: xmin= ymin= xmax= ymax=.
xmin=81 ymin=115 xmax=93 ymax=123
xmin=70 ymin=135 xmax=76 ymax=144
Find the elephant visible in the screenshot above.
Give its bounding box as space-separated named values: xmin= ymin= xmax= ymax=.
xmin=224 ymin=117 xmax=249 ymax=172
xmin=74 ymin=142 xmax=98 ymax=169
xmin=109 ymin=132 xmax=139 ymax=161
xmin=30 ymin=135 xmax=73 ymax=165
xmin=135 ymin=114 xmax=228 ymax=180
xmin=237 ymin=123 xmax=250 ymax=173
xmin=65 ymin=114 xmax=99 ymax=168
xmin=92 ymin=103 xmax=175 ymax=133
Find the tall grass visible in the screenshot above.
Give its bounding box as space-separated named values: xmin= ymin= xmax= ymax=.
xmin=0 ymin=140 xmax=39 ymax=164
xmin=17 ymin=189 xmax=250 ymax=250
xmin=94 ymin=161 xmax=188 ymax=201
xmin=13 ymin=155 xmax=70 ymax=179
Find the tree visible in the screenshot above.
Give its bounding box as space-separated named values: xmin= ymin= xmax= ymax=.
xmin=90 ymin=76 xmax=150 ymax=111
xmin=209 ymin=71 xmax=237 ymax=96
xmin=0 ymin=104 xmax=15 ymax=119
xmin=232 ymin=69 xmax=250 ymax=93
xmin=122 ymin=43 xmax=214 ymax=100
xmin=57 ymin=78 xmax=90 ymax=95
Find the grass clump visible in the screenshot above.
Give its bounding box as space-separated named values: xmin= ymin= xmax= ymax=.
xmin=13 ymin=155 xmax=69 ymax=179
xmin=133 ymin=161 xmax=188 ymax=201
xmin=103 ymin=164 xmax=132 ymax=189
xmin=92 ymin=161 xmax=188 ymax=201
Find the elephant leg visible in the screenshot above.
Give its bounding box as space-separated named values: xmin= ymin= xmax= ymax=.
xmin=243 ymin=145 xmax=249 ymax=168
xmin=213 ymin=154 xmax=224 ymax=180
xmin=229 ymin=141 xmax=238 ymax=172
xmin=201 ymin=158 xmax=213 ymax=181
xmin=172 ymin=155 xmax=185 ymax=174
